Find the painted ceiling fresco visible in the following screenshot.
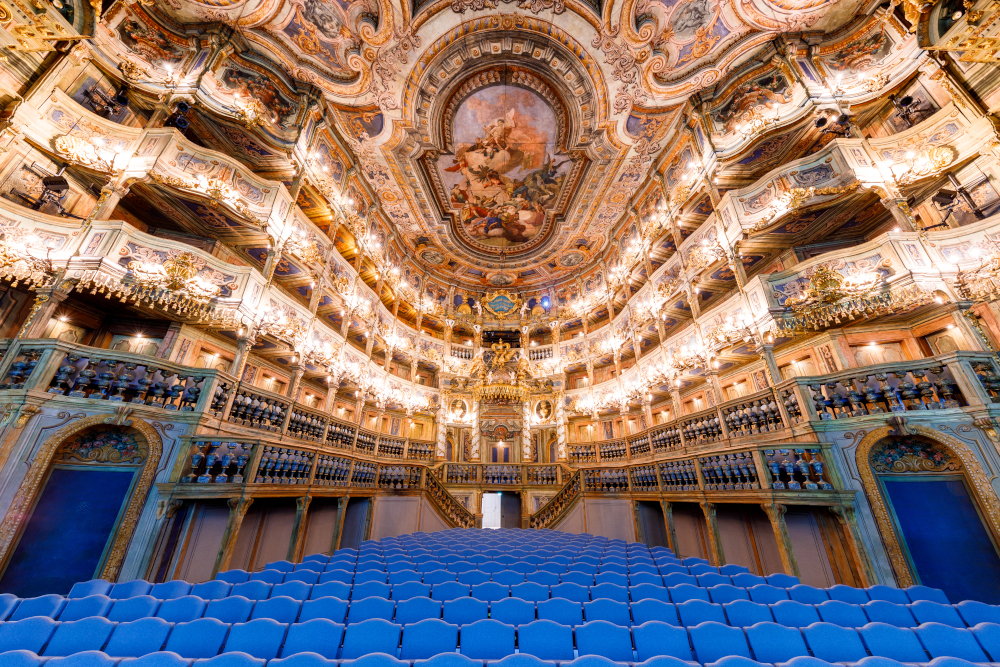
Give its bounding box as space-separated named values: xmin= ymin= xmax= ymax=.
xmin=93 ymin=0 xmax=890 ymax=292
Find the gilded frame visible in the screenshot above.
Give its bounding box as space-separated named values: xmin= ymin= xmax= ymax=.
xmin=854 ymin=425 xmax=1000 ymax=586
xmin=0 ymin=414 xmax=162 ymax=581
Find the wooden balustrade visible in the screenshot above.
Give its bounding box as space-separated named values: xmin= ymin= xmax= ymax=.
xmin=529 ymin=470 xmax=581 ymax=529
xmin=425 ymin=471 xmax=476 ymax=528
xmin=800 ymin=362 xmax=963 ymax=419
xmin=681 ymin=408 xmax=724 ymax=445
xmin=720 ymin=390 xmax=784 ymax=438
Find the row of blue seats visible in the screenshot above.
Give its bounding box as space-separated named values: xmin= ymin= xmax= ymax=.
xmin=279 ymin=558 xmax=698 ymax=572
xmin=0 ymin=649 xmax=988 ymax=667
xmin=52 ymin=579 xmax=951 ymax=611
xmin=4 ymin=614 xmax=1000 ymax=664
xmin=281 ymin=558 xmax=698 ymax=572
xmin=216 ymin=563 xmax=760 ymax=588
xmin=4 ymin=591 xmax=995 ymax=629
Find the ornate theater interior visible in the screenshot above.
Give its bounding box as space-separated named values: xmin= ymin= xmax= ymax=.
xmin=1 ymin=0 xmax=1000 ymax=660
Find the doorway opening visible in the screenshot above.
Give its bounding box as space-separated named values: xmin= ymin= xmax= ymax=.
xmin=482 ymin=492 xmax=502 ymax=529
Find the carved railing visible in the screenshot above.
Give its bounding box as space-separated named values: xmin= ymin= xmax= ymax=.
xmin=287 ymin=406 xmax=328 ymax=442
xmin=650 ymin=425 xmax=682 ymax=453
xmin=598 ymin=440 xmax=627 ymax=461
xmin=721 ymin=390 xmax=784 ymax=438
xmin=326 ymin=420 xmax=357 ymax=450
xmin=568 ymin=444 xmax=597 ymax=463
xmin=681 ymin=408 xmax=724 ymax=445
xmin=378 ymin=465 xmax=423 ymax=489
xmin=378 ymin=436 xmax=405 ymax=459
xmin=529 ymin=346 xmax=553 ymax=361
xmin=407 ymin=440 xmax=434 ymax=460
xmin=451 ymin=347 xmax=473 ymax=360
xmin=583 ymin=468 xmax=629 ymax=493
xmin=425 ymin=471 xmax=476 ymax=528
xmin=314 ymin=454 xmax=353 ymax=486
xmin=629 ymin=465 xmax=659 ymax=492
xmin=800 ymin=363 xmax=964 ymax=419
xmin=699 ymin=452 xmax=761 ymax=491
xmin=254 ymin=446 xmax=315 ymax=484
xmin=658 ymin=459 xmax=699 ymax=492
xmin=628 ymin=435 xmax=651 ymax=458
xmin=355 ymin=429 xmax=378 ymax=455
xmin=227 ymin=385 xmax=290 ymax=432
xmin=179 ymin=438 xmax=258 ymax=484
xmin=529 ymin=470 xmax=582 ymax=529
xmin=761 ymin=449 xmax=833 ymax=490
xmin=482 ymin=465 xmax=521 ymax=485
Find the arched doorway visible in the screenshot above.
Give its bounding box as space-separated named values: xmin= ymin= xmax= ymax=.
xmin=857 ymin=426 xmax=1000 ymax=602
xmin=0 ymin=418 xmax=161 ymax=596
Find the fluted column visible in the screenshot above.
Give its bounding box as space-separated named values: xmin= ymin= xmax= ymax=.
xmin=555 ymin=393 xmax=568 ymax=461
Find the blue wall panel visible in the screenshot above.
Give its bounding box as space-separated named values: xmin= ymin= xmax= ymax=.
xmin=0 ymin=467 xmax=135 ymax=596
xmin=884 ymin=478 xmax=1000 ymax=603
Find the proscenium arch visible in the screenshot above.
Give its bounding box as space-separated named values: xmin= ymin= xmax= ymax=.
xmin=854 ymin=424 xmax=1000 ymax=587
xmin=0 ymin=414 xmax=163 ymax=581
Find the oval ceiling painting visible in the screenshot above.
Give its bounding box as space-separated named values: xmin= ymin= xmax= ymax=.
xmin=437 ymin=85 xmax=570 ymax=257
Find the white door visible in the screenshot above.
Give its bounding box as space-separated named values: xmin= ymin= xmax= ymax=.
xmin=482 ymin=493 xmax=502 ymax=529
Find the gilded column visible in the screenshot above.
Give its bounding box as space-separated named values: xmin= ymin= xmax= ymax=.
xmin=470 ymin=400 xmax=481 ymax=460
xmin=436 ymin=393 xmax=448 ymax=459
xmin=522 ymin=397 xmax=533 ymax=462
xmin=555 ymin=392 xmax=568 ymax=461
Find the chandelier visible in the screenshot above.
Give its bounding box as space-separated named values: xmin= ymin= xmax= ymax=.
xmin=703 ymin=314 xmax=758 ymax=350
xmin=785 ymin=266 xmax=881 ymax=312
xmin=127 ymin=251 xmax=221 ymax=304
xmin=256 ymin=307 xmax=309 ymax=345
xmin=234 ymin=95 xmax=265 ymax=128
xmin=687 ymin=237 xmax=726 ymax=272
xmin=0 ymin=231 xmax=57 ymax=287
xmin=955 ymin=243 xmax=1000 ymax=302
xmin=282 ymin=229 xmax=323 ymax=265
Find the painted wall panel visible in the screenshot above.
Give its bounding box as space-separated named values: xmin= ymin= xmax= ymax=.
xmin=584 ymin=499 xmax=636 ymax=542
xmin=786 ymin=509 xmax=836 ymax=587
xmin=551 ymin=500 xmax=585 ymax=534
xmin=717 ymin=507 xmax=759 ymax=574
xmin=672 ymin=503 xmax=708 ymax=559
xmin=251 ymin=503 xmax=296 ymax=570
xmin=370 ymin=497 xmax=421 ymax=540
xmin=176 ymin=503 xmax=229 ymax=583
xmin=302 ymin=500 xmax=340 ymax=557
xmin=749 ymin=511 xmax=784 ymax=576
xmin=418 ymin=498 xmax=449 ymax=533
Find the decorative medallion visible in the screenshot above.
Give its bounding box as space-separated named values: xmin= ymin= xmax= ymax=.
xmin=482 ymin=290 xmax=523 ymax=319
xmin=558 ymin=250 xmax=587 ymax=268
xmin=487 ymin=271 xmax=517 ymax=287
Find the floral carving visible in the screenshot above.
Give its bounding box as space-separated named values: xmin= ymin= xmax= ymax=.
xmin=870 ymin=438 xmax=959 ymax=473
xmin=57 ymin=428 xmax=146 ymax=465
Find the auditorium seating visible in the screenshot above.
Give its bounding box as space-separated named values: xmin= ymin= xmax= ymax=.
xmin=1 ymin=528 xmax=999 ymax=667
